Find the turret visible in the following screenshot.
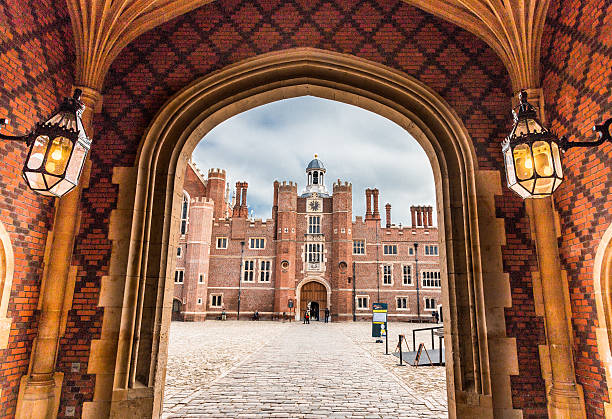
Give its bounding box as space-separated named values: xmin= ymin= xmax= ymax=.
xmin=301 ymin=154 xmax=330 ymax=197
xmin=206 ymin=168 xmax=226 ymax=219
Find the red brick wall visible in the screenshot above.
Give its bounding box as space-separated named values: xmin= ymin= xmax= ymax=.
xmin=0 ymin=0 xmax=74 ymax=417
xmin=53 ymin=0 xmax=546 ymax=416
xmin=542 ymin=0 xmax=612 ymax=417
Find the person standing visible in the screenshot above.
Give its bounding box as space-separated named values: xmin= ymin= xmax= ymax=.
xmin=324 ymin=307 xmax=330 ymax=323
xmin=303 ymin=309 xmax=309 ymax=324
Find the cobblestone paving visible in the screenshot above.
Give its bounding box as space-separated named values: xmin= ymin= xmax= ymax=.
xmin=164 ymin=321 xmax=447 ymax=418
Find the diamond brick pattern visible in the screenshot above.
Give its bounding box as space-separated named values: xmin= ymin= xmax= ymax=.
xmin=73 ymin=1 xmax=546 ymax=417
xmin=542 ymin=0 xmax=612 ymax=417
xmin=0 ymin=0 xmax=75 ymax=417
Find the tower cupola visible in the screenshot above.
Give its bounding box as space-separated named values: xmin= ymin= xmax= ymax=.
xmin=301 ymin=154 xmax=330 ymax=197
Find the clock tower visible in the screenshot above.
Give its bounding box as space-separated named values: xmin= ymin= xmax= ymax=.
xmin=301 ymin=154 xmax=330 ymax=198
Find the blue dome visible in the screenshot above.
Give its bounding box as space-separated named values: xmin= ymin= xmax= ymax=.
xmin=307 ymin=157 xmax=325 ymax=170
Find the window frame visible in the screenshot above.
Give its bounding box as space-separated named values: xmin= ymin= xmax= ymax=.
xmin=243 ymin=260 xmax=255 ymax=282
xmin=424 ymin=297 xmax=436 ymax=310
xmin=306 ymin=243 xmax=323 ymax=263
xmin=180 ymin=191 xmax=190 ymax=235
xmin=352 ymin=239 xmax=365 ymax=255
xmin=174 ymin=269 xmax=184 ymax=284
xmin=216 ymin=237 xmax=228 ymax=249
xmin=382 ymin=264 xmax=393 ymax=285
xmin=210 ymin=294 xmax=223 ymax=308
xmin=421 ymin=270 xmax=441 ymax=288
xmin=402 ymin=264 xmax=412 ymax=285
xmin=249 ymin=237 xmax=266 ymax=250
xmin=198 ymin=273 xmax=205 ymax=284
xmin=383 ymin=244 xmax=398 ymax=255
xmin=356 ymin=295 xmax=369 ymax=310
xmin=259 ymin=260 xmax=271 ymax=282
xmin=396 ymin=296 xmax=409 ymax=310
xmin=308 ymin=215 xmax=321 ymax=234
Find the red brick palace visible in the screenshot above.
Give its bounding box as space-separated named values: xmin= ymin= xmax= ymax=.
xmin=173 ymin=157 xmax=441 ymax=322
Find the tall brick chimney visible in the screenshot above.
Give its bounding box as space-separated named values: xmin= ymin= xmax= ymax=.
xmin=365 ymin=189 xmax=372 ymax=219
xmin=232 ymin=182 xmax=241 ymax=217
xmin=372 ymin=189 xmax=380 ymax=220
xmin=411 ymin=206 xmax=416 ymax=227
xmin=385 ymin=203 xmax=391 ymax=228
xmin=417 ymin=206 xmax=423 ymax=226
xmin=428 ymin=206 xmax=433 ymax=227
xmin=240 ymin=182 xmax=249 ymax=218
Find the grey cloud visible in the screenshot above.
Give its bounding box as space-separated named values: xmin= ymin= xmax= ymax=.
xmin=192 ymin=96 xmax=436 ymax=225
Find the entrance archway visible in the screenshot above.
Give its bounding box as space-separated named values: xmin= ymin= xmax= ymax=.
xmin=299 ymin=280 xmax=329 ymax=321
xmin=89 ymin=48 xmax=516 ymax=419
xmin=594 ymin=223 xmax=612 ymax=417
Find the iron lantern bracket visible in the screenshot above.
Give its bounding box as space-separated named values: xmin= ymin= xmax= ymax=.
xmin=0 ymin=118 xmax=32 ymax=145
xmin=559 ymin=118 xmax=612 ymax=152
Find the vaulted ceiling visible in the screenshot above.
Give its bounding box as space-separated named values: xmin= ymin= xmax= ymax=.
xmin=66 ymin=0 xmax=550 ymax=93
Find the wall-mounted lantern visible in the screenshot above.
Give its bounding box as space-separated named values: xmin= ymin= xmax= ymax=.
xmin=503 ymin=90 xmax=611 ymax=199
xmin=0 ymin=89 xmax=90 ymax=198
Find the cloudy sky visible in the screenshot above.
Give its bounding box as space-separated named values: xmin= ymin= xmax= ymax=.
xmin=192 ymin=96 xmax=436 ymax=226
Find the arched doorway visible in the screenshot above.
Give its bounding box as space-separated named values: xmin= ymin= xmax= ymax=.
xmin=91 ymin=49 xmax=515 ymax=419
xmin=594 ymin=223 xmax=612 ymax=416
xmin=300 ymin=281 xmax=327 ymax=321
xmin=171 ymin=299 xmax=182 ymax=321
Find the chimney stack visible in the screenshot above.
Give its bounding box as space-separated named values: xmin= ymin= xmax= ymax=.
xmin=428 ymin=206 xmax=433 ymax=227
xmin=365 ymin=189 xmax=372 ymax=219
xmin=385 ymin=203 xmax=391 ymax=228
xmin=417 ymin=206 xmax=423 ymax=226
xmin=240 ymin=182 xmax=248 ymax=218
xmin=410 ymin=206 xmax=416 ymax=228
xmin=372 ymin=189 xmax=380 ymax=220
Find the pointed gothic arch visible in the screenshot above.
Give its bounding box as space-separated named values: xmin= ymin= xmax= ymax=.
xmin=86 ymin=48 xmax=516 ymax=419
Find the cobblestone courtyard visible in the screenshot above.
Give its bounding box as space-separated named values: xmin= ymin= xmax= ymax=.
xmin=163 ymin=321 xmax=447 ymax=418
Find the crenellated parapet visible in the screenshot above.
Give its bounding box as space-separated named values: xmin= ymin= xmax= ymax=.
xmin=333 ymin=180 xmax=352 ymax=192
xmin=277 ymin=180 xmax=298 ymax=193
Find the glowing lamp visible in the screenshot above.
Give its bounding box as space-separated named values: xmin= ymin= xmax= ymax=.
xmin=0 ymin=90 xmax=90 ymax=197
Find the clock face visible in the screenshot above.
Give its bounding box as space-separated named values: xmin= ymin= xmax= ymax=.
xmin=309 ymin=201 xmax=320 ymax=211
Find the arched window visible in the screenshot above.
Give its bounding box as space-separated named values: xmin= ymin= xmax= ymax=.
xmin=180 ymin=191 xmax=190 ymax=235
xmin=313 ymin=171 xmax=318 ymax=185
xmin=319 ymin=172 xmax=323 ymax=185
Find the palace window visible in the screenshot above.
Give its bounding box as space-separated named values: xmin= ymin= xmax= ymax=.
xmin=422 ymin=271 xmax=441 ymax=288
xmin=180 ymin=193 xmax=189 ymax=235
xmin=211 ymin=294 xmax=223 ymax=308
xmin=356 ymin=296 xmax=369 ymax=309
xmin=243 ymin=260 xmax=255 ymax=282
xmin=216 ymin=237 xmax=228 ymax=249
xmin=260 ymin=260 xmax=271 ymax=282
xmin=306 ymin=243 xmax=323 ymax=263
xmin=308 ymin=215 xmax=321 ymax=234
xmin=383 ymin=265 xmax=392 ymax=285
xmin=353 ymin=240 xmax=365 ymax=254
xmin=313 ymin=171 xmax=319 ymax=184
xmin=199 ymin=274 xmax=205 ymax=284
xmin=425 ymin=298 xmax=436 ymax=310
xmin=409 ymin=247 xmax=414 ymax=255
xmin=402 ymin=265 xmax=412 ymax=285
xmin=396 ymin=297 xmax=408 ymax=309
xmin=249 ymin=237 xmax=265 ymax=249
xmin=174 ymin=269 xmax=184 ymax=284
xmin=425 ymin=245 xmax=438 ymax=255
xmin=177 ymin=246 xmax=182 ymax=257
xmin=197 ymin=298 xmax=202 ymax=305
xmin=383 ymin=244 xmax=397 ymax=255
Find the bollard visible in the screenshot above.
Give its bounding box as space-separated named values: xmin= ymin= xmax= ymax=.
xmin=398 ymin=334 xmax=403 ymax=366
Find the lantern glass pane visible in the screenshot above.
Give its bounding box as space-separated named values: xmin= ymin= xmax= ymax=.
xmin=25 ymin=171 xmax=46 ymax=190
xmin=45 ymin=136 xmax=72 ymax=175
xmin=527 ymin=119 xmax=543 ymax=134
xmin=515 ymin=120 xmax=528 ymax=136
xmin=519 ymin=179 xmax=535 ymax=195
xmin=513 ymin=144 xmax=533 ymax=180
xmin=504 ymin=148 xmax=517 ymax=185
xmin=551 ymin=142 xmax=563 ymax=178
xmin=65 ymin=142 xmax=87 ymax=183
xmin=43 ymin=174 xmax=61 ymax=189
xmin=49 ymin=180 xmax=76 ymax=197
xmin=510 ymin=183 xmax=532 ymax=199
xmin=27 ymin=135 xmax=49 ymax=170
xmin=532 ymin=141 xmax=554 ymax=177
xmin=534 ymin=177 xmax=555 ymax=195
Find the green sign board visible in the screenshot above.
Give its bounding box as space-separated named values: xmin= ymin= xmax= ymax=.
xmin=372 ymin=302 xmax=388 ymax=337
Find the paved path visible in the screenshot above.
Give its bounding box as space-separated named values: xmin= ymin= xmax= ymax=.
xmin=163 ymin=322 xmax=447 ymax=418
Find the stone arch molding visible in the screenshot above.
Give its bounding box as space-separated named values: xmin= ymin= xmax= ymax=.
xmin=296 ymin=276 xmax=332 ymax=320
xmin=594 ymin=222 xmax=612 ymax=417
xmin=86 ymin=48 xmax=517 ymax=419
xmin=0 ymin=220 xmax=14 ymax=349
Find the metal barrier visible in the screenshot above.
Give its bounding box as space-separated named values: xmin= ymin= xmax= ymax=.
xmin=412 ymin=326 xmax=443 ymax=351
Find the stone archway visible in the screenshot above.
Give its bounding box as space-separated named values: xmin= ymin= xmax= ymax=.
xmin=0 ymin=221 xmax=14 ymax=405
xmin=86 ymin=48 xmax=516 ymax=419
xmin=594 ymin=223 xmax=612 ymax=417
xmin=296 ymin=278 xmax=331 ymax=321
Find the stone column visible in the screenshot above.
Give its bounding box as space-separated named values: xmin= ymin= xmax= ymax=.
xmin=15 ymin=86 xmax=101 ymax=419
xmin=530 ymin=197 xmax=586 ymax=419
